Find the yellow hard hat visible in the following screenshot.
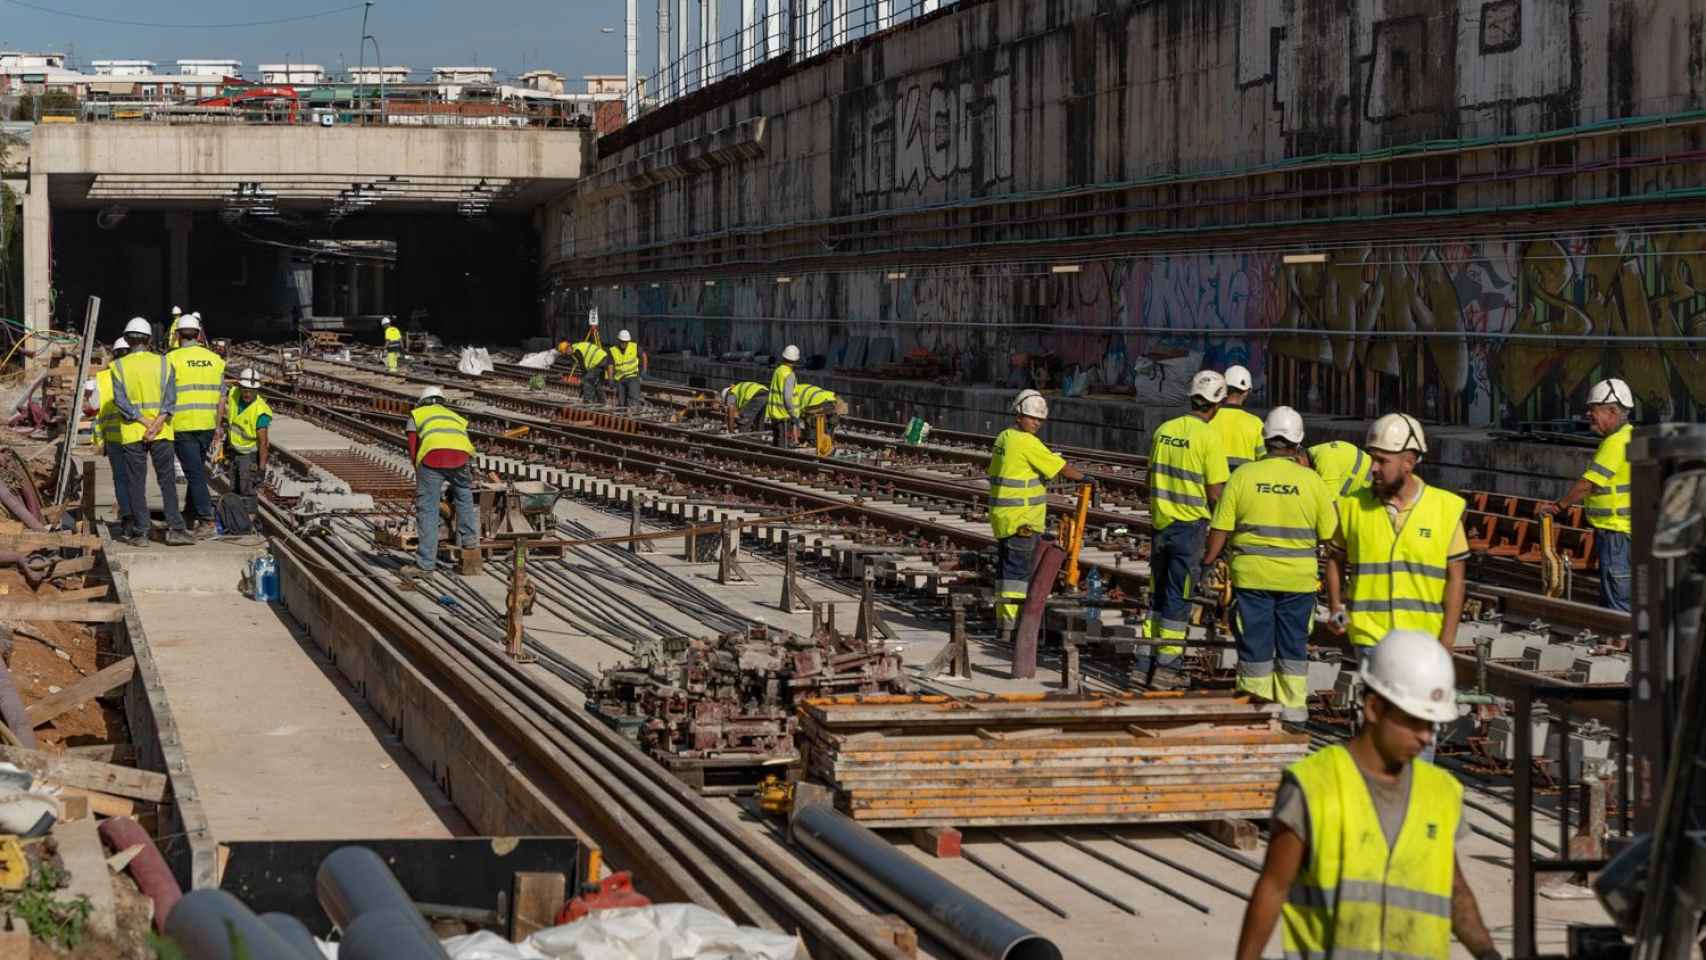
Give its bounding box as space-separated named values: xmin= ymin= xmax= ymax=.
xmin=556 ymin=341 xmax=570 ymax=353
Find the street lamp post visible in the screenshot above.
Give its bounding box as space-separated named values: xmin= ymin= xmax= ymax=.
xmin=356 ymin=1 xmax=373 ymax=122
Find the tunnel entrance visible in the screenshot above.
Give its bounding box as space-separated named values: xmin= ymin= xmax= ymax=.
xmin=48 ymin=207 xmax=538 ymax=347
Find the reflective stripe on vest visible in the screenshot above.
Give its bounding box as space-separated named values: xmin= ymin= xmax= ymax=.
xmin=94 ymin=369 xmax=122 ymax=445
xmin=1337 ymin=483 xmax=1465 ymax=647
xmin=168 ymin=345 xmax=226 ymax=431
xmin=1310 ymin=441 xmax=1372 ymax=498
xmin=110 ymin=351 xmax=175 ymax=445
xmin=574 ymin=341 xmax=608 ymax=370
xmin=795 ymin=384 xmax=837 ymax=411
xmin=1211 ymin=406 xmax=1265 ymax=470
xmin=765 ymin=364 xmax=795 ymax=421
xmin=729 ymin=382 xmax=767 ymax=407
xmin=987 ymin=428 xmax=1061 ymax=539
xmin=1225 ymin=458 xmax=1330 ymax=593
xmin=1583 ymin=424 xmax=1633 ymax=535
xmin=1149 ymin=415 xmax=1223 ymax=529
xmin=225 ymin=387 xmax=273 ymax=453
xmin=409 ymin=404 xmax=476 ymax=464
xmin=610 ymin=343 xmax=640 ymax=380
xmin=1281 ymin=745 xmax=1460 ymax=960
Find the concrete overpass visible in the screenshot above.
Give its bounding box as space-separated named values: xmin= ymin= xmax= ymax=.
xmin=21 ymin=122 xmax=586 ymax=338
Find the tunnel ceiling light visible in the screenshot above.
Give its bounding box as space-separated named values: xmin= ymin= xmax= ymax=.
xmin=704 ymin=280 xmax=717 ymax=287
xmin=886 ymin=271 xmax=908 ymax=280
xmin=1050 ymin=264 xmax=1082 ymax=274
xmin=775 ymin=276 xmax=792 ymax=284
xmin=611 ymin=285 xmax=620 ymax=290
xmin=651 ymin=283 xmax=660 ymax=288
xmin=1283 ymin=252 xmax=1329 ymax=265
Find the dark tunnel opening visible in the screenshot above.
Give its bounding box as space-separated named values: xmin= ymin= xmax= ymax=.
xmin=48 ymin=207 xmax=538 ymax=347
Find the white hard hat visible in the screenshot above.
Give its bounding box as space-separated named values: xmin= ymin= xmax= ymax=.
xmin=1224 ymin=365 xmax=1253 ymax=392
xmin=1189 ymin=370 xmax=1228 ymax=404
xmin=782 ymin=345 xmax=802 ymax=362
xmin=170 ymin=305 xmax=182 ymax=316
xmin=113 ymin=337 xmax=129 ymax=351
xmin=1262 ymin=406 xmax=1305 ymax=445
xmin=1586 ymin=378 xmax=1633 ymax=409
xmin=588 ymin=315 xmax=600 ymax=327
xmin=1367 ymin=412 xmax=1427 ymax=455
xmin=720 ymin=386 xmax=735 ymax=403
xmin=419 ymin=386 xmax=445 ymax=403
xmin=237 ymin=368 xmax=261 ymax=388
xmin=1013 ymin=388 xmax=1049 ymax=420
xmin=176 ymin=313 xmax=201 ymax=332
xmin=123 ymin=317 xmax=153 ymax=338
xmin=617 ymin=329 xmax=632 ymax=343
xmin=1361 ymin=629 xmax=1458 ymax=723
xmin=380 ymin=317 xmax=392 ymax=326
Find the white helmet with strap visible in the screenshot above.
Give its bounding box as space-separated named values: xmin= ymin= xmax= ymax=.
xmin=1013 ymin=389 xmax=1049 ymax=420
xmin=1361 ymin=629 xmax=1458 ymax=723
xmin=237 ymin=368 xmax=262 ymax=388
xmin=1263 ymin=406 xmax=1305 ymax=445
xmin=1586 ymin=378 xmax=1633 ymax=409
xmin=419 ymin=386 xmax=445 ymax=403
xmin=123 ymin=317 xmax=154 ymax=338
xmin=1189 ymin=370 xmax=1228 ymax=404
xmin=1224 ymin=364 xmax=1253 ymax=392
xmin=1367 ymin=413 xmax=1427 ymax=455
xmin=782 ymin=345 xmax=802 ymax=362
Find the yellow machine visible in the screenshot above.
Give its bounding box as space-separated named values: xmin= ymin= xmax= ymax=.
xmin=815 ymin=413 xmax=834 ymax=457
xmin=1059 ymin=483 xmax=1094 ymax=588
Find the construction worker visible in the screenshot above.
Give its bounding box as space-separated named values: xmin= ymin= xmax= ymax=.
xmin=1201 ymin=407 xmax=1336 ymax=722
xmin=381 ymin=317 xmax=402 ymax=372
xmin=1538 ymin=378 xmax=1634 ymax=612
xmin=569 ymin=335 xmax=610 ymax=404
xmin=224 ymin=368 xmax=272 ymax=504
xmin=766 ymin=345 xmax=803 ymax=447
xmin=610 ymin=329 xmax=643 ymax=408
xmin=794 ymin=383 xmax=847 ymax=439
xmin=1142 ymin=370 xmax=1232 ymax=687
xmin=1212 ymin=364 xmax=1266 ymax=470
xmin=721 ymin=381 xmax=769 ymax=431
xmin=1308 ymin=439 xmax=1373 ymax=499
xmin=1235 ymin=629 xmax=1500 ymax=960
xmin=988 ymin=389 xmax=1090 ymax=645
xmin=166 ymin=306 xmax=182 ymax=349
xmin=167 ymin=312 xmax=226 ymax=537
xmin=108 ymin=317 xmax=193 ymax=547
xmin=403 ymin=386 xmax=478 ymax=578
xmin=83 ymin=336 xmax=133 ymax=535
xmin=1324 ymin=414 xmax=1469 ymax=654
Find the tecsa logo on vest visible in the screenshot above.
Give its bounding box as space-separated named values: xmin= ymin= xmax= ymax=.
xmin=184 ymin=359 xmax=216 ymax=368
xmin=1254 ymin=482 xmax=1300 ymax=495
xmin=1158 ymin=436 xmax=1192 ymax=448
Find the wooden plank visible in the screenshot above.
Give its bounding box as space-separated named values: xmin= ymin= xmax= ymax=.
xmin=0 ymin=532 xmax=100 ymax=551
xmin=49 ymin=556 xmax=98 ymax=577
xmin=60 ymin=743 xmax=136 ymax=765
xmin=0 ymin=601 xmax=124 ymax=623
xmin=25 ymin=656 xmax=136 ymax=727
xmin=509 ymin=872 xmax=566 ymax=942
xmin=44 ymin=585 xmax=109 ymax=603
xmin=56 ymin=784 xmax=135 ymax=818
xmin=0 ymin=743 xmax=166 ymax=801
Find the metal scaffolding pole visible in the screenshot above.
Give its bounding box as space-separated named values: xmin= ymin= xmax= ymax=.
xmin=626 ymin=0 xmax=639 ymax=119
xmin=702 ymin=0 xmax=719 ymax=86
xmin=742 ymin=0 xmax=757 ymax=71
xmin=658 ymin=0 xmax=671 ymax=104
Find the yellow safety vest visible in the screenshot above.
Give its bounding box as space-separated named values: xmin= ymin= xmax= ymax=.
xmin=572 ymin=340 xmax=608 ymax=371
xmin=409 ymin=404 xmax=476 ymax=465
xmin=1582 ymin=423 xmax=1632 ymax=535
xmin=1210 ymin=406 xmax=1266 ymax=470
xmin=384 ymin=326 xmax=403 ymax=346
xmin=986 ymin=428 xmax=1065 ymax=539
xmin=1282 ymin=745 xmax=1460 ymax=960
xmin=1310 ymin=441 xmax=1373 ymax=498
xmin=609 ymin=343 xmax=640 ymax=380
xmin=109 ymin=350 xmax=176 ymax=445
xmin=225 ymin=388 xmax=273 ymax=454
xmin=93 ymin=368 xmax=123 ymax=447
xmin=167 ymin=344 xmax=226 ymax=432
xmin=766 ymin=363 xmax=796 ymax=421
xmin=1148 ymin=414 xmax=1229 ymax=530
xmin=1338 ymin=483 xmax=1466 ymax=647
xmin=729 ymin=382 xmax=768 ymax=407
xmin=1213 ymin=456 xmax=1335 ymax=594
xmin=794 ymin=384 xmax=838 ymax=411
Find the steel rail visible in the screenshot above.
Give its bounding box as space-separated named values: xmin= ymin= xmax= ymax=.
xmin=261 ymin=498 xmax=909 ymax=959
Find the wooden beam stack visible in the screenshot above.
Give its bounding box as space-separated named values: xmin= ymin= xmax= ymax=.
xmin=798 ymin=692 xmax=1310 ymax=828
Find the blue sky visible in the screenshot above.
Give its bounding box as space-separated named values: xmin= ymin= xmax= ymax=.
xmin=0 ymin=0 xmax=665 ymax=81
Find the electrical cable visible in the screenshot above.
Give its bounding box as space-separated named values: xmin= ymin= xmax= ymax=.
xmin=0 ymin=0 xmax=363 ymax=28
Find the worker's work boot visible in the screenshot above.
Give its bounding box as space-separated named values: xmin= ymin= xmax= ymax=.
xmin=397 ymin=563 xmax=431 ymax=580
xmin=1281 ymin=705 xmax=1310 ymax=726
xmin=163 ymin=528 xmax=195 ymax=547
xmin=1148 ymin=663 xmax=1189 ymax=691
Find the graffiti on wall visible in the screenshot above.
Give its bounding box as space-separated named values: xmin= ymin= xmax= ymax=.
xmin=842 ymin=69 xmax=1015 ymax=203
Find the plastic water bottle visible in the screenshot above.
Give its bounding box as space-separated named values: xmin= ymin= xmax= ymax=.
xmin=1085 ymin=567 xmax=1105 ymax=619
xmin=251 ymin=554 xmax=280 ymax=603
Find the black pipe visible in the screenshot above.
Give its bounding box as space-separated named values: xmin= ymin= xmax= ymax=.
xmin=790 ymin=803 xmax=1061 ymax=960
xmin=315 ymin=846 xmax=450 ymax=959
xmin=258 ymin=913 xmax=322 ymax=959
xmin=338 ymin=909 xmax=451 ymax=960
xmin=162 ymin=889 xmax=313 ymax=960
